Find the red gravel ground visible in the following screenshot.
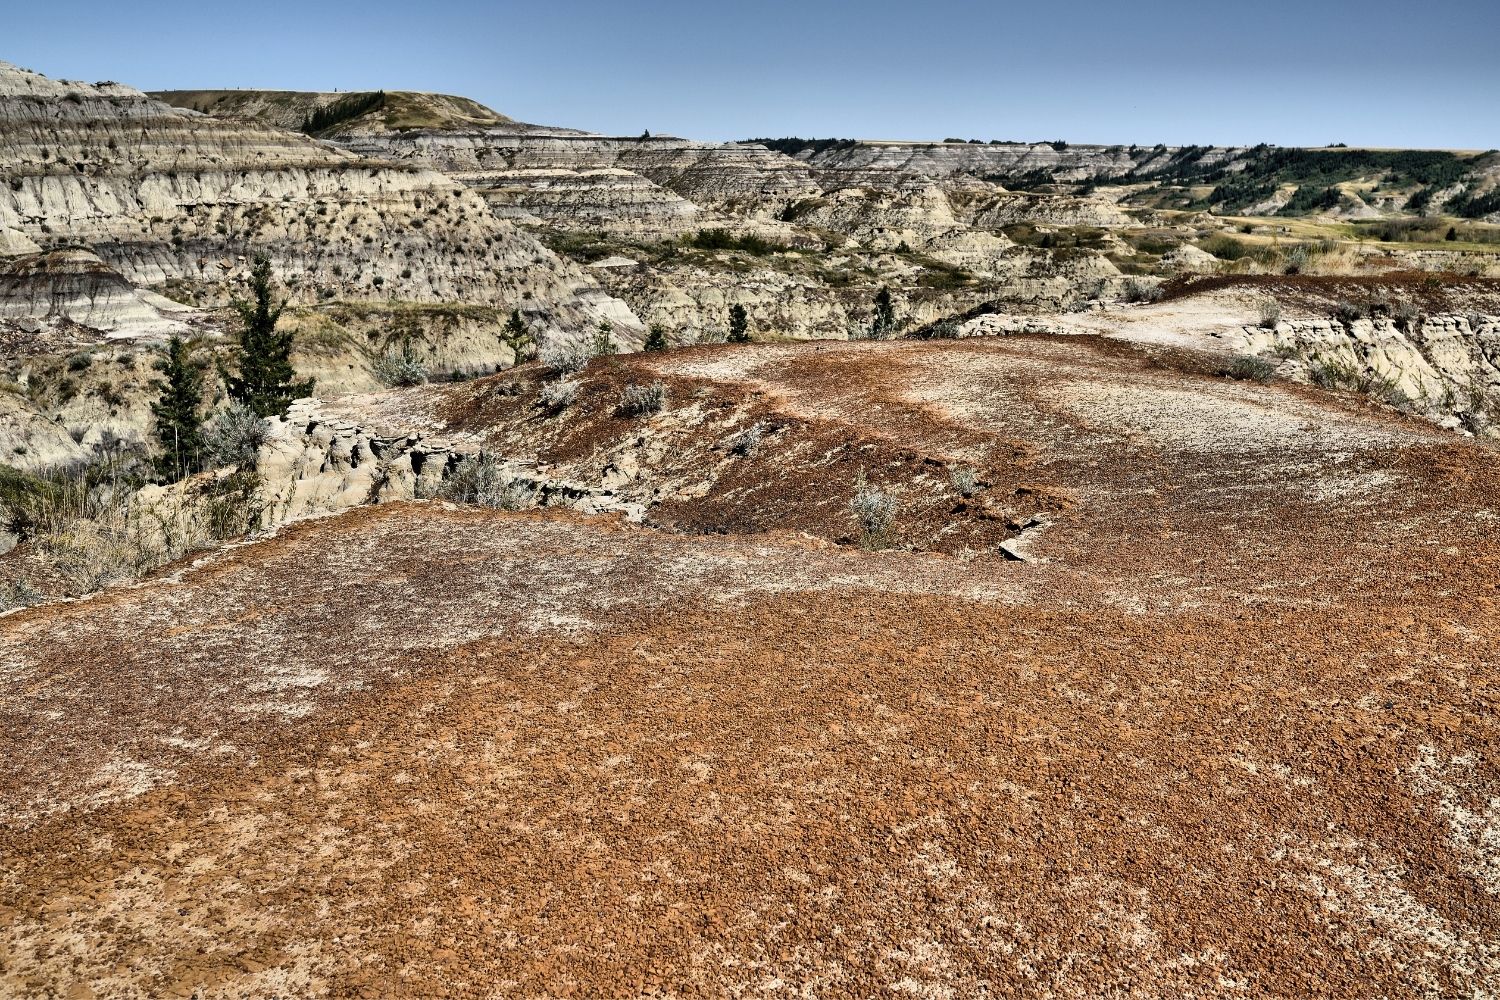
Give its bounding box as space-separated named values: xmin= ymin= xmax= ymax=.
xmin=2 ymin=336 xmax=1498 ymax=998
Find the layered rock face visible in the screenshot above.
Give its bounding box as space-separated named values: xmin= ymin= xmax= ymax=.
xmin=0 ymin=64 xmax=637 ymax=336
xmin=796 ymin=140 xmax=1241 ymax=187
xmin=334 ymin=130 xmax=823 ymax=223
xmin=467 ymin=167 xmax=706 ymax=234
xmin=0 ymin=63 xmax=655 ymax=464
xmin=153 ymin=90 xmax=823 ymax=233
xmin=1244 ymin=313 xmax=1500 ymax=432
xmin=0 ymin=250 xmax=193 ymax=338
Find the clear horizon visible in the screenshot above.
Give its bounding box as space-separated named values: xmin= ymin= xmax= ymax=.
xmin=7 ymin=0 xmax=1499 ymax=149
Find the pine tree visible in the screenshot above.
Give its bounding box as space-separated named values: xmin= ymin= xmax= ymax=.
xmin=151 ymin=335 xmax=204 ymax=482
xmin=727 ymin=304 xmax=750 ymax=343
xmin=644 ymin=323 xmax=669 ymax=352
xmin=870 ymin=286 xmax=896 ymax=339
xmin=503 ymin=308 xmax=533 ymax=362
xmin=225 ymin=257 xmax=313 ymax=418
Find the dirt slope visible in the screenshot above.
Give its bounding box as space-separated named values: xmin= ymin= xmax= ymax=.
xmin=3 ymin=336 xmax=1499 ymax=998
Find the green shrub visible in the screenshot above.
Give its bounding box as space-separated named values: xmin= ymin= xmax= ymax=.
xmin=1200 ymin=235 xmax=1253 ymax=261
xmin=372 ymin=345 xmax=429 ymax=387
xmin=1122 ymin=278 xmax=1162 ymax=303
xmin=1224 ymin=356 xmax=1275 ymax=383
xmin=1332 ymin=300 xmax=1365 ymax=325
xmin=422 ymin=452 xmax=532 ymax=509
xmin=685 ymin=229 xmax=788 ymax=256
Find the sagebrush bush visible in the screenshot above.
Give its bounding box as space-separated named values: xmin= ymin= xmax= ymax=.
xmin=1332 ymin=300 xmax=1365 ymax=325
xmin=425 ymin=452 xmax=532 ymax=510
xmin=0 ymin=580 xmax=42 ymax=612
xmin=949 ymin=466 xmax=981 ymax=498
xmin=850 ymin=478 xmax=898 ymax=550
xmin=731 ymin=422 xmax=766 ymax=456
xmin=539 ymin=337 xmax=594 ymax=376
xmin=617 ymin=381 xmax=666 ymax=416
xmin=1282 ymin=243 xmax=1310 ymax=275
xmin=1257 ymin=300 xmax=1282 ymax=329
xmin=201 ymin=402 xmax=269 ymax=470
xmin=1224 ymin=356 xmax=1276 ymax=383
xmin=538 ymin=379 xmax=579 ymax=412
xmin=1122 ymin=277 xmax=1163 ymax=304
xmin=1392 ymin=299 xmax=1423 ymax=331
xmin=373 ymin=347 xmax=429 ymax=387
xmin=1307 ymin=355 xmax=1397 ymax=397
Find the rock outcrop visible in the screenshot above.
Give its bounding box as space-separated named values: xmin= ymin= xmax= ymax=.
xmin=0 ymin=250 xmax=194 ymax=338
xmin=256 ymin=397 xmax=641 ymax=526
xmin=1244 ymin=313 xmax=1500 ymax=433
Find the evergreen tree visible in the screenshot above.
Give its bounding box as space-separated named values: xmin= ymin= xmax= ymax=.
xmin=644 ymin=323 xmax=669 ymax=352
xmin=871 ymin=286 xmax=896 ymax=339
xmin=592 ymin=320 xmax=616 ymax=357
xmin=225 ymin=257 xmax=313 ymax=418
xmin=727 ymin=304 xmax=750 ymax=343
xmin=502 ymin=308 xmax=533 ymax=361
xmin=151 ymin=335 xmax=204 ymax=482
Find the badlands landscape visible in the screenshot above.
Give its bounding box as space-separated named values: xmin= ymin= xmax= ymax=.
xmin=2 ymin=53 xmax=1500 ymax=998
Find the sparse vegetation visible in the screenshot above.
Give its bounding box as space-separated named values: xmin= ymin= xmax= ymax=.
xmin=301 ymin=92 xmax=386 ymax=136
xmin=686 ymin=229 xmax=789 ymax=256
xmin=1224 ymin=356 xmax=1276 ymax=383
xmin=949 ymin=467 xmax=980 ymax=498
xmin=850 ymin=476 xmax=898 ymax=550
xmin=1306 ymin=354 xmax=1398 ymax=398
xmin=0 ymin=453 xmax=262 ymax=596
xmin=644 ymin=323 xmax=669 ymax=352
xmin=592 ymin=321 xmax=617 ymax=358
xmin=617 ymin=381 xmax=667 ymax=417
xmin=373 ymin=345 xmax=430 ymax=387
xmin=1257 ymin=300 xmax=1282 ymax=329
xmin=422 ymin=452 xmax=532 ymax=510
xmin=1332 ymin=300 xmax=1365 ymax=325
xmin=730 ymin=422 xmax=766 ymax=457
xmin=1121 ymin=278 xmax=1162 ymax=304
xmin=538 ymin=378 xmax=580 ymax=412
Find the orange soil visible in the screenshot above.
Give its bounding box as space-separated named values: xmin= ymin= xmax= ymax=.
xmin=3 ymin=336 xmax=1498 ymax=998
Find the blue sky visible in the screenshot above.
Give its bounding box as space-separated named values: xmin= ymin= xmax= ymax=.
xmin=7 ymin=0 xmax=1498 ymax=148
